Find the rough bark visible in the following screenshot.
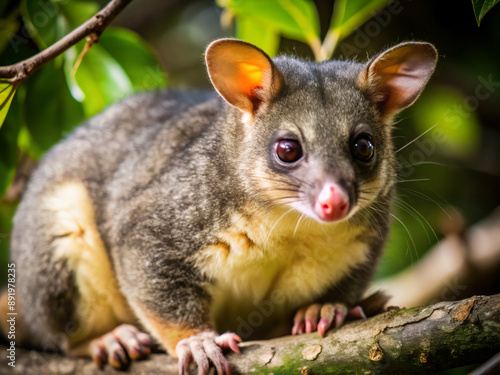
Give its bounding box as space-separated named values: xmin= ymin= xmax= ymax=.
xmin=1 ymin=294 xmax=499 ymax=374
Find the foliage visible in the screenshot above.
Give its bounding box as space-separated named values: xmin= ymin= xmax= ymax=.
xmin=0 ymin=83 xmax=16 ymax=127
xmin=472 ymin=0 xmax=500 ymax=25
xmin=0 ymin=0 xmax=166 ymax=192
xmin=218 ymin=0 xmax=391 ymax=59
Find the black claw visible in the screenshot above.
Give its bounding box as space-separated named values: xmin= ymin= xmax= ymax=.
xmin=113 ymin=350 xmax=129 ymax=369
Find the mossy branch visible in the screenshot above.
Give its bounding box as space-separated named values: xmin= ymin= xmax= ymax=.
xmin=2 ymin=294 xmax=499 ymax=374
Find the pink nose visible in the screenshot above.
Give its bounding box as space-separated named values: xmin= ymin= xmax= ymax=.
xmin=315 ymin=183 xmax=349 ymax=222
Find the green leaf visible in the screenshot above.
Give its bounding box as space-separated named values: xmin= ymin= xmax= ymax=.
xmin=71 ymin=42 xmax=134 ymax=116
xmin=223 ymin=0 xmax=320 ymax=45
xmin=0 ymin=15 xmax=20 ymax=55
xmin=17 ymin=125 xmax=44 ymax=160
xmin=23 ymin=61 xmax=84 ymax=158
xmin=22 ymin=0 xmax=166 ymax=119
xmin=472 ymin=0 xmax=500 ymax=25
xmin=98 ymin=28 xmax=167 ymax=91
xmin=236 ymin=17 xmax=280 ymax=57
xmin=22 ymin=0 xmax=98 ymax=49
xmin=22 ymin=0 xmax=66 ymax=49
xmin=0 ymin=11 xmax=39 ymax=66
xmin=60 ymin=1 xmax=99 ymax=30
xmin=324 ymin=0 xmax=392 ymax=58
xmin=0 ymin=89 xmax=21 ymax=197
xmin=343 ymin=0 xmax=392 ymax=24
xmin=65 ymin=28 xmax=167 ymax=116
xmin=0 ymin=82 xmax=17 ymax=129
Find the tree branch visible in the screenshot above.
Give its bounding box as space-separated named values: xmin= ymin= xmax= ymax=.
xmin=0 ymin=0 xmax=133 ymax=84
xmin=2 ymin=294 xmax=499 ymax=374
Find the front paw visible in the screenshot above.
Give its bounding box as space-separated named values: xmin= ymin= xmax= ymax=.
xmin=90 ymin=324 xmax=152 ymax=369
xmin=292 ymin=303 xmax=366 ymax=337
xmin=176 ymin=331 xmax=241 ymax=375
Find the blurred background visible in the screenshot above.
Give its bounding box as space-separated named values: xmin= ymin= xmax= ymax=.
xmin=0 ymin=0 xmax=499 ymax=371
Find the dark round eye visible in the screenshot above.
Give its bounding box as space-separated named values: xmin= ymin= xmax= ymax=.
xmin=276 ymin=139 xmax=303 ymax=163
xmin=352 ymin=134 xmax=374 ymax=161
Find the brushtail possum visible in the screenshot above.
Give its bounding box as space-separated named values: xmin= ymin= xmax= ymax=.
xmin=6 ymin=39 xmax=437 ymax=373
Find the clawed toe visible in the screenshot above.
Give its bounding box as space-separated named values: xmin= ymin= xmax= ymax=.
xmin=292 ymin=303 xmax=366 ymax=337
xmin=215 ymin=332 xmax=242 ymax=353
xmin=176 ymin=331 xmax=241 ymax=375
xmin=90 ymin=324 xmax=152 ymax=369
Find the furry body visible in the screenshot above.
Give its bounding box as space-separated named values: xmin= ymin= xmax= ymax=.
xmin=8 ymin=40 xmax=436 ymax=371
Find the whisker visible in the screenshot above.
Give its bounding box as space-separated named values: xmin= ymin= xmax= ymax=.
xmin=251 ymin=189 xmax=301 ymax=197
xmin=395 ymin=122 xmax=439 ymax=153
xmin=397 ymin=187 xmax=451 ymax=220
xmin=359 ymin=208 xmax=384 ymax=238
xmin=395 ymin=178 xmax=431 ymax=184
xmin=293 ymin=213 xmax=305 ymax=237
xmin=257 ymin=174 xmax=315 ymax=191
xmin=285 ymin=175 xmax=314 ymax=189
xmin=232 ymin=189 xmax=308 ymax=229
xmin=258 ymin=177 xmax=302 ymax=189
xmin=390 ymin=211 xmax=417 ymax=256
xmin=393 ymin=199 xmax=437 ymax=244
xmin=259 ymin=195 xmax=300 ymax=204
xmin=397 ymin=161 xmax=448 ymax=170
xmin=367 ymin=200 xmax=417 ymax=258
xmin=264 ymin=208 xmax=295 ymax=249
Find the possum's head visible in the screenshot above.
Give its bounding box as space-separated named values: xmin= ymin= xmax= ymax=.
xmin=206 ymin=39 xmax=437 ymax=224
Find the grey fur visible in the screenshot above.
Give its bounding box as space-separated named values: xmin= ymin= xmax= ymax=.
xmin=10 ymin=42 xmax=435 ymax=351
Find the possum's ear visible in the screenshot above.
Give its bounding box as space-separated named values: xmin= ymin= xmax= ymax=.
xmin=359 ymin=42 xmax=438 ymax=119
xmin=206 ymin=39 xmax=283 ymax=118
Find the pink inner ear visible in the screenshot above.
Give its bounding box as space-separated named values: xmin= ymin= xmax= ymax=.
xmin=234 ymin=61 xmax=270 ymax=112
xmin=386 ymin=72 xmax=426 ymax=109
xmin=236 ymin=62 xmax=266 ymax=96
xmin=369 ymin=45 xmax=436 ymax=114
xmin=206 ymin=40 xmax=283 ymax=117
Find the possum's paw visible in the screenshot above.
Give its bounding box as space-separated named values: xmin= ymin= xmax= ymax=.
xmin=292 ymin=303 xmax=366 ymax=337
xmin=90 ymin=324 xmax=152 ymax=369
xmin=176 ymin=331 xmax=241 ymax=375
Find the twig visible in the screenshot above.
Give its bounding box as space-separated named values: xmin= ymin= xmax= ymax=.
xmin=0 ymin=0 xmax=133 ymax=85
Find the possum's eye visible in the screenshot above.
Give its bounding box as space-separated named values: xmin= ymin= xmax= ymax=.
xmin=276 ymin=139 xmax=303 ymax=163
xmin=352 ymin=134 xmax=374 ymax=162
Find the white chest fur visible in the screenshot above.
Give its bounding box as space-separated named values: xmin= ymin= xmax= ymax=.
xmin=193 ymin=206 xmax=370 ymax=321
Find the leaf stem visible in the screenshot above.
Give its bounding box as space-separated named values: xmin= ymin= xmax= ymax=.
xmin=71 ymin=33 xmax=100 ymax=76
xmin=320 ymin=0 xmax=346 ymax=60
xmin=310 ymin=37 xmax=324 ymax=62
